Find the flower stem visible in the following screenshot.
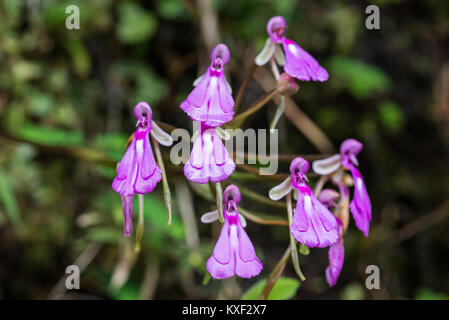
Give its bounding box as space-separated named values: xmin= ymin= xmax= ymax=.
xmin=238 ymin=206 xmax=289 ymax=226
xmin=234 ymin=63 xmax=258 ymax=112
xmin=151 ymin=135 xmax=172 ymax=226
xmin=270 ymin=59 xmax=280 ymax=80
xmin=261 ymin=245 xmax=291 ymax=300
xmin=215 ymin=182 xmax=224 ymax=223
xmin=227 ymin=88 xmax=278 ymax=129
xmin=134 ymin=194 xmax=145 ymax=254
xmin=269 ymin=95 xmax=285 ymax=133
xmin=313 ymin=175 xmax=329 ymax=197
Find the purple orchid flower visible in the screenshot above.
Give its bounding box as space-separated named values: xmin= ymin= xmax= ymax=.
xmin=256 ymin=16 xmax=328 ymax=82
xmin=312 ymin=138 xmax=372 ymax=237
xmin=180 ymin=44 xmax=234 ymax=127
xmin=184 ymin=123 xmax=235 ymax=184
xmin=268 ymin=157 xmax=339 ymax=248
xmin=289 ymin=158 xmax=339 ymax=247
xmin=318 ymin=189 xmax=344 ymax=287
xmin=112 ymin=102 xmax=173 ymax=236
xmin=341 ymin=139 xmax=372 ymax=236
xmin=205 ymin=185 xmax=263 ymax=279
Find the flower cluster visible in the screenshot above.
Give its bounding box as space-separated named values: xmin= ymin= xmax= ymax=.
xmin=111 ymin=16 xmax=372 ymax=289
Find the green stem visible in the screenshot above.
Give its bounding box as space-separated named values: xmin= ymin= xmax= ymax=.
xmin=238 ymin=206 xmax=289 ymax=226
xmin=227 ymin=89 xmax=278 ymax=129
xmin=269 ymin=95 xmax=285 ymax=133
xmin=234 ymin=63 xmax=258 ymax=112
xmin=151 ymin=135 xmax=172 ymax=226
xmin=134 ymin=194 xmax=145 ymax=254
xmin=313 ymin=175 xmax=329 ymax=197
xmin=215 ymin=182 xmax=224 ymax=223
xmin=261 ymin=246 xmax=291 ymax=300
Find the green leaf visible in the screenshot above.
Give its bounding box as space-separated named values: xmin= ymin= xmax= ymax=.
xmin=329 ymin=56 xmax=392 ymax=99
xmin=157 ymin=0 xmax=188 ymax=20
xmin=86 ymin=226 xmax=120 ymax=244
xmin=113 ymin=281 xmax=141 ymax=300
xmin=0 ymin=169 xmax=23 ymax=232
xmin=341 ymin=283 xmax=365 ymax=300
xmin=241 ymin=277 xmax=300 ymax=300
xmin=415 ymin=288 xmax=449 ymax=300
xmin=117 ymin=2 xmax=158 ymax=44
xmin=378 ymin=100 xmax=404 ymax=132
xmin=18 ymin=124 xmax=84 ymax=146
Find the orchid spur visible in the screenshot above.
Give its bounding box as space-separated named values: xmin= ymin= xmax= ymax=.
xmin=318 ymin=189 xmax=345 ymax=287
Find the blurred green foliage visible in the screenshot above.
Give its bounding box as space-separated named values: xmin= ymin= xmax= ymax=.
xmin=242 ymin=277 xmax=300 ymax=300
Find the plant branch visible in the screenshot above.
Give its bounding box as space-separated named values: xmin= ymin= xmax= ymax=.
xmin=261 ymin=245 xmax=291 ymax=300
xmin=226 ymin=88 xmax=278 ymax=129
xmin=234 ymin=63 xmax=258 ymax=112
xmin=238 ymin=206 xmax=288 ymax=226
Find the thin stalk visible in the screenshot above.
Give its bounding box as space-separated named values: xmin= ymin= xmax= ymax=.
xmin=261 ymin=246 xmax=291 ymax=300
xmin=215 ymin=182 xmax=224 ymax=223
xmin=226 ymin=89 xmax=278 ymax=129
xmin=313 ymin=175 xmax=329 ymax=197
xmin=238 ymin=206 xmax=289 ymax=226
xmin=238 ymin=185 xmax=286 ymax=209
xmin=234 ymin=63 xmax=258 ymax=112
xmin=269 ymin=95 xmax=285 ymax=133
xmin=270 ymin=59 xmax=280 ymax=80
xmin=134 ymin=194 xmax=145 ymax=253
xmin=151 ymin=135 xmax=172 ymax=226
xmin=236 ymin=163 xmax=288 ymax=181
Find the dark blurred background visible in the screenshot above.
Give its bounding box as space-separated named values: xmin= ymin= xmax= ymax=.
xmin=0 ymin=0 xmax=448 ymax=300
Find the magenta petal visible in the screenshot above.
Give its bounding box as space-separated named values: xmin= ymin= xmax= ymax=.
xmin=206 ymin=220 xmax=235 ymax=279
xmin=112 ymin=128 xmax=161 ymax=196
xmin=235 ymin=223 xmax=262 ymax=278
xmin=291 ymin=185 xmax=339 ymax=248
xmin=206 ymin=205 xmax=262 ymax=280
xmin=184 ymin=126 xmax=235 ymax=184
xmin=349 ymin=166 xmax=372 ymax=237
xmin=325 ymin=236 xmax=344 ymax=287
xmin=213 ymin=221 xmax=231 ymax=264
xmin=180 ymin=69 xmax=234 ymax=127
xmin=282 ymin=38 xmax=328 ymax=82
xmin=121 ymin=195 xmax=134 ymax=237
xmin=206 ymin=254 xmax=235 ymax=280
xmin=235 ymin=254 xmax=263 ymax=279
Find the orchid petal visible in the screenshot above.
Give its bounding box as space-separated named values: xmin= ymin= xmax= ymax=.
xmin=255 ymin=38 xmax=276 ymax=66
xmin=201 ymin=210 xmax=219 ymax=224
xmin=268 ymin=176 xmax=293 ymax=200
xmin=274 ymin=44 xmax=285 ymax=66
xmin=312 ymin=154 xmax=341 ymax=175
xmin=150 ymin=121 xmax=173 ymax=147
